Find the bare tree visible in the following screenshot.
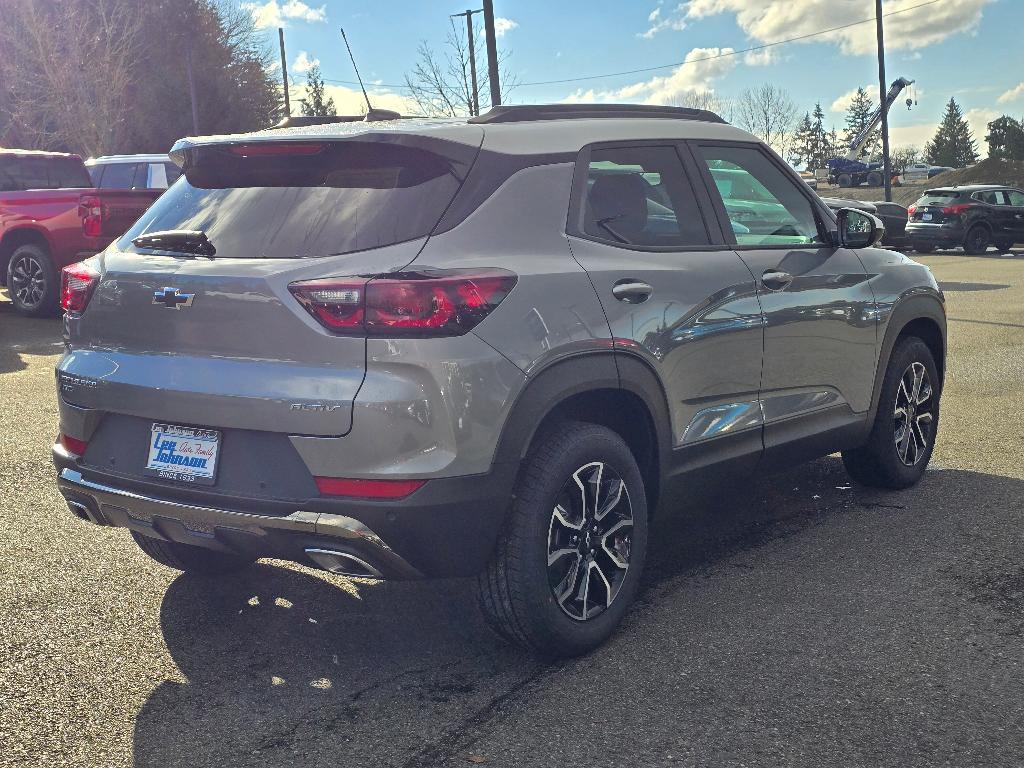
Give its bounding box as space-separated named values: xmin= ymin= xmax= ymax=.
xmin=735 ymin=84 xmax=797 ymax=157
xmin=671 ymin=91 xmax=734 ymax=123
xmin=404 ymin=20 xmax=516 ymax=117
xmin=0 ymin=0 xmax=143 ymax=155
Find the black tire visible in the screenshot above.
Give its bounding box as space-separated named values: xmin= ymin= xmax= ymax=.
xmin=6 ymin=243 xmax=58 ymax=316
xmin=837 ymin=173 xmax=853 ymax=188
xmin=478 ymin=422 xmax=648 ymax=657
xmin=131 ymin=531 xmax=256 ymax=575
xmin=963 ymin=224 xmax=990 ymax=255
xmin=842 ymin=337 xmax=940 ymax=489
xmin=866 ymin=171 xmax=883 ymax=187
xmin=912 ymin=243 xmax=935 ymax=254
xmin=993 ymin=238 xmax=1014 ymax=252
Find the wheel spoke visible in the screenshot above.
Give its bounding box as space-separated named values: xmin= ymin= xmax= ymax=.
xmin=591 ymin=559 xmax=614 ymax=608
xmin=910 ymin=364 xmax=924 ymax=404
xmin=896 ymin=423 xmax=911 ymax=463
xmin=595 ymin=476 xmax=623 ymax=521
xmin=551 ymin=503 xmax=582 ymax=531
xmin=548 ymin=546 xmax=577 ymax=567
xmin=576 ymin=560 xmax=592 ymax=618
xmin=600 ymin=518 xmax=632 ymax=569
xmin=554 ymin=553 xmax=583 ymax=606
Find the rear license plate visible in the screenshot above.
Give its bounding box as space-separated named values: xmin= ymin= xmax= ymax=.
xmin=922 ymin=212 xmax=933 ymax=221
xmin=145 ymin=423 xmax=220 ymax=485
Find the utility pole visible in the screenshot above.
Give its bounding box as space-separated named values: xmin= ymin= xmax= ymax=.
xmin=278 ymin=28 xmax=291 ymax=117
xmin=451 ymin=9 xmax=482 ymax=116
xmin=482 ymin=0 xmax=500 ymax=107
xmin=875 ymin=0 xmax=892 ymax=202
xmin=184 ymin=36 xmax=200 ymax=134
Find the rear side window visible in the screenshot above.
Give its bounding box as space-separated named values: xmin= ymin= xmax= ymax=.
xmin=99 ymin=162 xmax=140 ymax=189
xmin=119 ymin=137 xmax=477 ymax=258
xmin=1007 ymin=190 xmax=1024 ymax=206
xmin=164 ymin=163 xmax=182 ymax=185
xmin=579 ymin=145 xmax=709 ymax=248
xmin=697 ymin=144 xmax=824 ymax=247
xmin=0 ymin=155 xmax=90 ymax=190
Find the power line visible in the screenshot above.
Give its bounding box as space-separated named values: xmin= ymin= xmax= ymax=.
xmin=318 ymin=0 xmax=942 ymax=93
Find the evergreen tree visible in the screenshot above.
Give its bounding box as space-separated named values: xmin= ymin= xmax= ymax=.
xmin=789 ymin=112 xmax=814 ymax=167
xmin=842 ymin=87 xmax=879 ymax=159
xmin=791 ymin=102 xmax=836 ymax=171
xmin=924 ymin=98 xmax=979 ymax=167
xmin=986 ymin=116 xmax=1024 ymax=161
xmin=300 ymin=64 xmax=336 ymax=117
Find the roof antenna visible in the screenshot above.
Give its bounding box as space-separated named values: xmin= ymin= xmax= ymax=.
xmin=339 ymin=27 xmax=373 ymax=116
xmin=339 ymin=28 xmax=400 ymax=122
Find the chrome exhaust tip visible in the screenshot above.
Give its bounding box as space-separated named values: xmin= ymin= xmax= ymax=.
xmin=305 ymin=548 xmax=383 ymax=579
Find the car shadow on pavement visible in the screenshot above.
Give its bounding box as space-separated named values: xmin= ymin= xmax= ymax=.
xmin=131 ymin=458 xmax=1024 ymax=767
xmin=0 ymin=295 xmax=64 ymax=375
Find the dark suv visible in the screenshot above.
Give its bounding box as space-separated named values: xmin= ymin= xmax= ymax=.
xmin=907 ymin=184 xmax=1024 ymax=254
xmin=54 ymin=104 xmax=946 ymax=656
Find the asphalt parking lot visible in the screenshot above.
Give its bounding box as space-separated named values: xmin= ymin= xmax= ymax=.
xmin=2 ymin=250 xmax=1022 ymax=768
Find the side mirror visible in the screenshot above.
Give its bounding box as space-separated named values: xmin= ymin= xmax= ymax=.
xmin=836 ymin=208 xmax=885 ymax=249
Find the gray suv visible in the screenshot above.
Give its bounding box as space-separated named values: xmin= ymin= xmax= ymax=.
xmin=54 ymin=104 xmax=946 ymax=657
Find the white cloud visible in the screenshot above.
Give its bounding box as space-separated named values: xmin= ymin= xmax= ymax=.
xmin=684 ymin=0 xmax=993 ymax=56
xmin=243 ymin=0 xmax=326 ymax=29
xmin=998 ymin=82 xmax=1024 ymax=104
xmin=639 ymin=3 xmax=687 ymax=38
xmin=292 ymin=51 xmax=319 ymax=74
xmin=830 ymin=84 xmax=879 ymax=113
xmin=562 ymin=46 xmax=736 ymax=106
xmin=743 ymin=48 xmax=777 ymax=66
xmin=494 ymin=17 xmax=518 ymax=37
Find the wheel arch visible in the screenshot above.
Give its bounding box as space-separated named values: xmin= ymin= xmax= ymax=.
xmin=0 ymin=226 xmax=53 ymax=285
xmin=492 ymin=352 xmax=671 ymax=514
xmin=868 ymin=292 xmax=947 ymax=422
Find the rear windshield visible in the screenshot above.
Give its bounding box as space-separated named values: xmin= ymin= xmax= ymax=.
xmin=118 ymin=137 xmax=477 ymax=258
xmin=917 ymin=190 xmax=960 ymax=205
xmin=0 ymin=155 xmax=92 ymax=191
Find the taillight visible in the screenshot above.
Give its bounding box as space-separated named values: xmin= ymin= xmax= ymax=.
xmin=79 ymin=194 xmax=103 ymax=237
xmin=907 ymin=205 xmax=916 ymax=216
xmin=60 ymin=262 xmax=99 ymax=313
xmin=289 ymin=268 xmax=517 ymax=337
xmin=942 ymin=204 xmax=970 ymax=215
xmin=59 ymin=433 xmax=89 ymax=457
xmin=314 ymin=477 xmax=426 ymax=499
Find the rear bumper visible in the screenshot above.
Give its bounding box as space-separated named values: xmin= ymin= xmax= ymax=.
xmin=905 ymin=223 xmax=964 ymax=245
xmin=54 ymin=447 xmax=518 ymax=579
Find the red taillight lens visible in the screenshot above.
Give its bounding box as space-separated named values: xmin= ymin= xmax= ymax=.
xmin=60 ymin=262 xmax=99 ymax=313
xmin=942 ymin=204 xmax=970 ymax=215
xmin=289 ymin=269 xmax=517 ymax=337
xmin=79 ymin=194 xmax=103 ymax=237
xmin=907 ymin=205 xmax=916 ymax=216
xmin=314 ymin=477 xmax=426 ymax=499
xmin=59 ymin=433 xmax=89 ymax=457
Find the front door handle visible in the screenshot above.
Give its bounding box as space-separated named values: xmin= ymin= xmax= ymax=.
xmin=761 ymin=270 xmax=793 ymax=291
xmin=612 ymin=279 xmax=653 ymax=304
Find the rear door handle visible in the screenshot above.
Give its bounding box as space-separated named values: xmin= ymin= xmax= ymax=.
xmin=761 ymin=270 xmax=793 ymax=291
xmin=612 ymin=279 xmax=653 ymax=304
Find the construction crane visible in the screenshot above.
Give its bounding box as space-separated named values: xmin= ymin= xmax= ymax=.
xmin=827 ymin=76 xmax=915 ymax=188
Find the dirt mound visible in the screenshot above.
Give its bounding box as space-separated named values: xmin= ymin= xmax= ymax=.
xmin=820 ymin=158 xmax=1024 ymax=207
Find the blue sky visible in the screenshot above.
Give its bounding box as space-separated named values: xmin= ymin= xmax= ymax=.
xmin=248 ymin=0 xmax=1022 ymax=153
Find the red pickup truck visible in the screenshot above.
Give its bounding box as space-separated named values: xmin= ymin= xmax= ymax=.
xmin=1 ymin=149 xmax=160 ymax=316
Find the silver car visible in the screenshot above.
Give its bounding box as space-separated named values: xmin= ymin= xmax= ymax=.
xmin=54 ymin=104 xmax=946 ymax=656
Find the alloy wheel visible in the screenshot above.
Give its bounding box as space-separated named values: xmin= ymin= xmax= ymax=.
xmin=894 ymin=361 xmax=934 ymax=466
xmin=547 ymin=461 xmax=634 ymax=621
xmin=10 ymin=254 xmax=46 ymax=310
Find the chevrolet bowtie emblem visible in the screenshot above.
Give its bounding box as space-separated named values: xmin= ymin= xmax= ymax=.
xmin=152 ymin=287 xmax=195 ymax=309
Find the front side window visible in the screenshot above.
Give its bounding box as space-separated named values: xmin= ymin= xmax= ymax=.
xmin=1007 ymin=190 xmax=1024 ymax=206
xmin=581 ymin=145 xmax=709 ymax=248
xmin=697 ymin=144 xmax=824 ymax=247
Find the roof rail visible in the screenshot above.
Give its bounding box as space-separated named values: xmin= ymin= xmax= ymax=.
xmin=468 ymin=103 xmax=725 ymax=125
